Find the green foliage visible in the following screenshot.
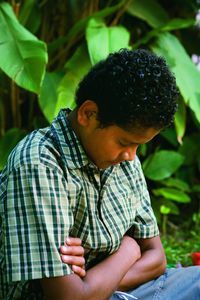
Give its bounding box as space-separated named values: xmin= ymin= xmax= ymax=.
xmin=162 ymin=230 xmax=200 ymax=267
xmin=0 ymin=2 xmax=47 ymax=93
xmin=143 ymin=150 xmax=185 ymax=181
xmin=127 ymin=0 xmax=169 ymax=28
xmin=39 ymin=45 xmax=91 ymax=122
xmin=153 ymin=187 xmax=191 ymax=203
xmin=56 ymin=46 xmax=91 ymax=115
xmin=152 ymin=32 xmax=200 ymax=124
xmin=0 ymin=128 xmax=26 ymax=169
xmin=38 ymin=71 xmax=63 ymax=123
xmin=86 ymin=18 xmax=130 ymax=65
xmin=0 ymin=0 xmax=200 ymax=243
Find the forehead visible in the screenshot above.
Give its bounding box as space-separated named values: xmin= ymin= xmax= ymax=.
xmin=108 ymin=125 xmax=160 ymax=144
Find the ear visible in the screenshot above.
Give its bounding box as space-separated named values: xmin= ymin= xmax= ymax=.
xmin=77 ymin=100 xmax=98 ymax=126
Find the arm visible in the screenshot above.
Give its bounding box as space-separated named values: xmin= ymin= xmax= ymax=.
xmin=40 ymin=236 xmax=141 ymax=300
xmin=118 ymin=235 xmax=167 ymax=291
xmin=116 ymin=158 xmax=166 ymax=289
xmin=60 ymin=235 xmax=166 ymax=292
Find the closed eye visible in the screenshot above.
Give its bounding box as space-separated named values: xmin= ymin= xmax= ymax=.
xmin=119 ymin=140 xmax=138 ymax=147
xmin=119 ymin=141 xmax=130 ymax=147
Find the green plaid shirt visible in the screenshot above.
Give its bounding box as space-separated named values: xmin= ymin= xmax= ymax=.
xmin=0 ymin=109 xmax=159 ymax=299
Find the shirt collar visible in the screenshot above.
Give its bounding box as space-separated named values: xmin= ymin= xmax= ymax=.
xmin=51 ymin=109 xmax=90 ymax=169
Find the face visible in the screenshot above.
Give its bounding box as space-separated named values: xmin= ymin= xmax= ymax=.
xmin=81 ymin=124 xmax=159 ymax=169
xmin=74 ymin=101 xmax=160 ymax=170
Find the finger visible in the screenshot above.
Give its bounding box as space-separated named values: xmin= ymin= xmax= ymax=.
xmin=60 ymin=245 xmax=84 ymax=256
xmin=61 ymin=255 xmax=85 ymax=266
xmin=65 ymin=237 xmax=82 ymax=246
xmin=72 ymin=265 xmax=86 ymax=278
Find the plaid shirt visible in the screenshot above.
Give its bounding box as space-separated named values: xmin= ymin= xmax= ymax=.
xmin=0 ymin=109 xmax=159 ymax=299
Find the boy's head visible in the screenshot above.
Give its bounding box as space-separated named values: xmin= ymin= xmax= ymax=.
xmin=75 ymin=48 xmax=178 ymax=131
xmin=73 ymin=48 xmax=179 ymax=169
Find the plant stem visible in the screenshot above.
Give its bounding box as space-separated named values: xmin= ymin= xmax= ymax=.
xmin=110 ymin=0 xmax=132 ymax=26
xmin=11 ymin=0 xmax=21 ymax=17
xmin=10 ymin=0 xmax=21 ymax=128
xmin=11 ymin=81 xmax=21 ymax=128
xmin=0 ymin=99 xmax=5 ymax=136
xmin=162 ymin=214 xmax=168 ymax=237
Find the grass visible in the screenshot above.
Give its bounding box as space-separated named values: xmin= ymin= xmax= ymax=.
xmin=161 ymin=229 xmax=200 ymax=267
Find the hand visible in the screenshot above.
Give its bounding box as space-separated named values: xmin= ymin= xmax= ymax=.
xmin=60 ymin=237 xmax=86 ymax=277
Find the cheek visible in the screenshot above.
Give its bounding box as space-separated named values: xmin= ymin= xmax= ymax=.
xmin=103 ymin=143 xmax=121 ymax=159
xmin=90 ymin=134 xmax=120 ymax=160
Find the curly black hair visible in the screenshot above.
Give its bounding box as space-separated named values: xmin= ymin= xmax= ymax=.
xmin=75 ymin=48 xmax=179 ymax=130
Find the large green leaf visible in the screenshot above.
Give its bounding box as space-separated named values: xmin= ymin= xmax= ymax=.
xmin=86 ymin=18 xmax=130 ymax=65
xmin=151 ymin=32 xmax=200 ymax=124
xmin=143 ymin=150 xmax=185 ymax=180
xmin=55 ymin=45 xmax=91 ymax=117
xmin=161 ymin=177 xmax=190 ymax=192
xmin=19 ymin=0 xmax=41 ymax=34
xmin=127 ymin=0 xmax=194 ymax=31
xmin=39 ymin=72 xmax=63 ymax=123
xmin=0 ymin=128 xmax=26 ymax=170
xmin=127 ymin=0 xmax=169 ymax=28
xmin=18 ymin=0 xmax=35 ymax=25
xmin=133 ymin=18 xmax=196 ymax=49
xmin=153 ymin=187 xmax=191 ymax=203
xmin=160 ymin=18 xmax=196 ymax=31
xmin=0 ymin=2 xmax=47 ymax=93
xmin=39 ymin=46 xmax=91 ymax=122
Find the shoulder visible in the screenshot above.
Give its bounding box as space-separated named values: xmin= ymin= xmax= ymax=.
xmin=6 ymin=126 xmax=63 ymax=174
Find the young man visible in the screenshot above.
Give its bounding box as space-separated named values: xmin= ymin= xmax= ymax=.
xmin=0 ymin=49 xmax=199 ymax=300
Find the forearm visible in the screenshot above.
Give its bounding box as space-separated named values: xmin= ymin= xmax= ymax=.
xmin=41 ymin=236 xmax=141 ymax=300
xmin=82 ymin=243 xmax=139 ymax=300
xmin=118 ymin=237 xmax=167 ymax=291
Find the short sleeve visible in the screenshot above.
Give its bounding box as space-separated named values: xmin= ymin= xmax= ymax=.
xmin=4 ymin=164 xmax=73 ymax=282
xmin=131 ymin=157 xmax=159 ymax=238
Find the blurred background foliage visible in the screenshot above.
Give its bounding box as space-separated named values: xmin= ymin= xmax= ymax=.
xmin=0 ymin=0 xmax=200 ymax=265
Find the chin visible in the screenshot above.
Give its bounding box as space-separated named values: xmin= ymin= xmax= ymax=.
xmin=96 ymin=163 xmax=109 ymax=170
xmin=94 ymin=160 xmax=116 ymax=170
xmin=101 ymin=163 xmax=117 ymax=170
xmin=98 ymin=165 xmax=107 ymax=170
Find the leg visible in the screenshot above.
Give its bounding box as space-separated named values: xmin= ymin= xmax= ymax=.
xmin=109 ymin=266 xmax=200 ymax=300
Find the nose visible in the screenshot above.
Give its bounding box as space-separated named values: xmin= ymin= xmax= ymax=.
xmin=121 ymin=147 xmax=137 ymax=161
